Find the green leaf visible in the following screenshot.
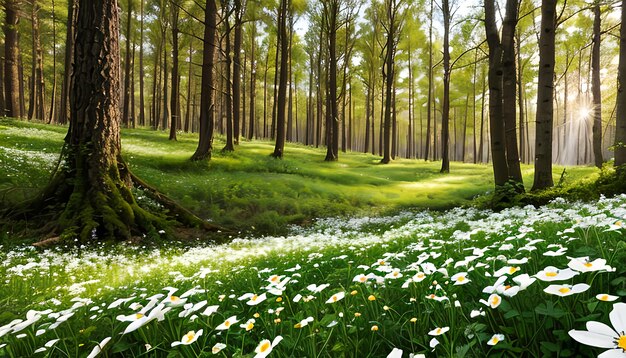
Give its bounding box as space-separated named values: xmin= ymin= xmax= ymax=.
xmin=535 ymin=302 xmax=565 ymax=319
xmin=540 ymin=341 xmax=560 ymax=352
xmin=587 ymin=301 xmax=599 ymax=313
xmin=504 ymin=309 xmax=520 ymax=319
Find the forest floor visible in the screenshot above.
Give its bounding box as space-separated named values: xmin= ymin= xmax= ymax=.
xmin=0 ymin=120 xmax=624 ymax=357
xmin=0 ymin=119 xmax=598 ymax=236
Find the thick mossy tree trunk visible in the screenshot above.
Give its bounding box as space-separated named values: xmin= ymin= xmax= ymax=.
xmin=8 ymin=0 xmax=221 ymax=242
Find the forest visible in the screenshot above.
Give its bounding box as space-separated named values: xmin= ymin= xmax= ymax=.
xmin=1 ymin=0 xmax=626 ymax=357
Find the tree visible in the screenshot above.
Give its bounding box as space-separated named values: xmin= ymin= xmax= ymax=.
xmin=439 ymin=0 xmax=451 ymax=173
xmin=591 ymin=2 xmax=603 ymax=168
xmin=4 ymin=0 xmax=21 ymax=118
xmin=191 ymin=0 xmax=218 ymax=161
xmin=122 ymin=0 xmax=133 ymax=127
xmin=532 ymin=0 xmax=557 ymax=191
xmin=271 ymin=0 xmax=289 ymax=158
xmin=28 ymin=0 xmax=46 ymax=121
xmin=5 ymin=0 xmax=218 ymax=241
xmin=169 ymin=0 xmax=181 ymax=141
xmin=58 ymin=0 xmax=76 ymax=124
xmin=615 ymin=0 xmax=626 ymax=169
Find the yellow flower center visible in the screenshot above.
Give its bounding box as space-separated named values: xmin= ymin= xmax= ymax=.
xmin=379 ymin=260 xmax=386 ymax=266
xmin=616 ymin=335 xmax=626 ymax=351
xmin=600 ymin=294 xmax=609 ymax=301
xmin=294 ymin=323 xmax=302 ymax=329
xmin=368 ymin=295 xmax=376 ymax=301
xmin=436 ymin=328 xmax=442 ymax=334
xmin=251 ymin=294 xmax=258 ymax=301
xmin=491 ymin=296 xmax=500 ymax=305
xmin=246 ymin=323 xmax=254 ymax=331
xmin=504 ymin=285 xmax=511 ymax=290
xmin=224 ymin=320 xmax=231 ymax=327
xmin=417 ymin=273 xmax=425 ymax=278
xmin=558 ymin=287 xmax=571 ymax=294
xmin=259 ymin=341 xmax=271 ymax=352
xmin=545 ymin=272 xmax=558 ymax=277
xmin=457 ymin=276 xmax=466 ymax=282
xmin=171 ymin=295 xmax=179 ymax=301
xmin=359 ymin=276 xmax=367 ymax=282
xmin=184 ymin=332 xmax=194 ymax=343
xmin=509 ymin=267 xmax=519 ymax=274
xmin=616 ymin=220 xmax=623 ymax=227
xmin=393 ymin=271 xmax=399 ymax=277
xmin=212 ymin=347 xmax=221 ymax=353
xmin=584 ymin=262 xmax=593 ymax=268
xmin=270 ymin=275 xmax=279 ymax=282
xmin=276 ymin=297 xmax=282 ymax=302
xmin=351 ymin=290 xmax=358 ymax=295
xmin=355 ymin=312 xmax=361 ymax=317
xmin=371 ymin=325 xmax=379 ymax=331
xmin=135 ymin=313 xmax=144 ymax=319
xmin=491 ymin=337 xmax=499 ymax=345
xmin=332 ymin=295 xmax=338 ymax=302
xmin=427 ymin=294 xmax=435 ymax=299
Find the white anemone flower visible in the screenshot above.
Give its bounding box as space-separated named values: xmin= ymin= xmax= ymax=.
xmin=353 ymin=274 xmax=368 ymax=283
xmin=567 ymin=257 xmax=614 ymax=273
xmin=201 ymin=305 xmax=219 ymax=317
xmin=544 ymin=283 xmax=590 ymax=297
xmin=216 ymin=316 xmax=239 ymax=330
xmin=479 ymin=294 xmax=502 ymax=309
xmin=326 ymin=291 xmax=345 ymax=304
xmin=596 ymin=294 xmax=619 ymax=302
xmin=493 ymin=266 xmax=521 ymax=277
xmin=171 ymin=329 xmax=203 ymax=347
xmin=535 ymin=266 xmax=579 ymax=281
xmin=512 ymin=274 xmax=536 ymax=290
xmin=254 ymin=336 xmax=283 ymax=358
xmin=451 ymin=272 xmax=470 ymax=285
xmin=429 ymin=337 xmax=440 ymax=348
xmin=428 ymin=327 xmax=450 ymax=336
xmin=86 ymin=337 xmax=111 ymax=358
xmin=569 ymin=303 xmax=626 ymax=357
xmin=212 ymin=342 xmax=226 ymax=354
xmin=307 ymin=283 xmax=330 ymax=293
xmin=487 ymin=334 xmax=505 ymax=346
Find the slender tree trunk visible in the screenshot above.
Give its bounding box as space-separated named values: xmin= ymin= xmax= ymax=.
xmin=4 ymin=0 xmax=21 ymax=118
xmin=248 ymin=23 xmax=256 ymax=141
xmin=223 ymin=16 xmax=234 ymax=151
xmin=162 ymin=30 xmax=170 ymax=130
xmin=263 ymin=40 xmax=269 ymax=138
xmin=29 ymin=1 xmax=46 ymax=121
xmin=517 ymin=31 xmax=525 ymax=164
xmin=271 ymin=22 xmax=281 ymax=140
xmin=592 ymin=3 xmax=603 ymax=168
xmin=184 ymin=40 xmax=192 ymax=133
xmin=233 ymin=0 xmax=244 ymax=145
xmin=48 ymin=0 xmax=57 ymax=124
xmin=169 ymin=3 xmax=180 ymax=140
xmin=440 ymin=0 xmax=451 ymax=173
xmin=151 ymin=38 xmax=161 ymax=129
xmin=139 ymin=0 xmax=145 ymax=126
xmin=532 ymin=0 xmax=557 ymax=190
xmin=425 ymin=0 xmax=433 ymax=161
xmin=472 ymin=49 xmax=478 ymax=163
xmin=364 ymin=80 xmax=371 ymax=154
xmin=272 ymin=0 xmax=289 ymax=158
xmin=615 ymin=0 xmax=626 ymax=169
xmin=191 ymin=0 xmax=218 ymax=161
xmin=122 ymin=0 xmax=132 ymax=127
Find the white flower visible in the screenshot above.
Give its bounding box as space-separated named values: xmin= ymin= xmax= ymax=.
xmin=326 ymin=291 xmax=345 ymax=304
xmin=480 ymin=294 xmax=502 ymax=309
xmin=567 ymin=257 xmax=613 ymax=273
xmin=216 ymin=316 xmax=239 ymax=330
xmin=86 ymin=337 xmax=111 ymax=358
xmin=240 ymin=318 xmax=255 ymax=331
xmin=512 ymin=274 xmax=536 ymax=290
xmin=239 ymin=293 xmax=267 ymax=306
xmin=493 ymin=266 xmax=521 ymax=277
xmin=544 ymin=283 xmax=590 ymax=297
xmin=353 ymin=274 xmax=368 ymax=283
xmin=428 ymin=327 xmax=449 ymax=336
xmin=569 ymin=303 xmax=626 ymax=356
xmin=488 ymin=334 xmax=505 ymax=346
xmin=254 ymin=336 xmax=283 ymax=358
xmin=451 ymin=272 xmax=470 ymax=285
xmin=429 ymin=337 xmax=440 ymax=348
xmin=212 ymin=342 xmax=226 ymax=354
xmin=201 ymin=305 xmax=219 ymax=317
xmin=596 ymin=294 xmax=619 ymax=302
xmin=534 ymin=266 xmax=579 ymax=281
xmin=171 ymin=329 xmax=203 ymax=347
xmin=307 ymin=283 xmax=330 ymax=293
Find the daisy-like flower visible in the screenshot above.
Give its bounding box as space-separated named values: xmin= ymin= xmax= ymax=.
xmin=596 ymin=294 xmax=619 ymax=302
xmin=239 ymin=293 xmax=267 ymax=306
xmin=216 ymin=316 xmax=239 ymax=330
xmin=294 ymin=317 xmax=314 ymax=328
xmin=201 ymin=305 xmax=219 ymax=317
xmin=534 ymin=266 xmax=579 ymax=282
xmin=326 ymin=292 xmax=345 ymax=304
xmin=212 ymin=343 xmax=226 ymax=354
xmin=487 ymin=334 xmax=505 ymax=346
xmin=496 ymin=285 xmax=520 ymax=297
xmin=568 ymin=303 xmax=626 ymax=356
xmin=567 ymin=257 xmax=613 ymax=273
xmin=544 ymin=283 xmax=590 ymax=297
xmin=254 ymin=336 xmax=283 ymax=358
xmin=171 ymin=329 xmax=203 ymax=347
xmin=493 ymin=266 xmax=521 ymax=277
xmin=307 ymin=283 xmax=330 ymax=293
xmin=162 ymin=295 xmax=187 ymax=307
xmin=451 ymin=272 xmax=470 ymax=285
xmin=543 ymin=247 xmax=567 ymax=257
xmin=385 ymin=269 xmax=403 ymax=279
xmin=480 ymin=294 xmax=502 ymax=309
xmin=413 ymin=272 xmax=428 ymax=282
xmin=353 ymin=274 xmax=368 ymax=283
xmin=512 ymin=274 xmax=536 ymax=290
xmin=428 ymin=327 xmax=450 ymax=336
xmin=86 ymin=337 xmax=111 ymax=358
xmin=240 ymin=319 xmax=255 ymax=331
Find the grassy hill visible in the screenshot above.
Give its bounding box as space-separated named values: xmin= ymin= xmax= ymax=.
xmin=0 ymin=119 xmax=599 ymax=234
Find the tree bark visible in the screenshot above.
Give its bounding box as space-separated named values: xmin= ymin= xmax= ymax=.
xmin=272 ymin=0 xmax=289 ymax=158
xmin=248 ymin=22 xmax=256 ymax=140
xmin=616 ymin=0 xmax=626 ymax=169
xmin=440 ymin=0 xmax=451 ymax=173
xmin=233 ymin=0 xmax=244 ymax=145
xmin=4 ymin=0 xmax=21 ymax=118
xmin=139 ymin=0 xmax=145 ymax=127
xmin=169 ymin=2 xmax=180 ymax=140
xmin=591 ymin=3 xmax=603 ymax=168
xmin=532 ymin=0 xmax=557 ymax=191
xmin=191 ymin=0 xmax=218 ymax=161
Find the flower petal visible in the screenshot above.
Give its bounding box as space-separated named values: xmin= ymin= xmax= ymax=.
xmin=586 ymin=321 xmax=618 ymax=338
xmin=568 ymin=329 xmax=614 ymax=349
xmin=598 ymin=349 xmax=626 ymax=358
xmin=609 ymin=302 xmax=626 ymax=334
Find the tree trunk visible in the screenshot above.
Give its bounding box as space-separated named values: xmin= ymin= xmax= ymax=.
xmin=324 ymin=1 xmax=339 ymax=161
xmin=48 ymin=0 xmax=58 ymax=124
xmin=139 ymin=0 xmax=145 ymax=127
xmin=169 ymin=2 xmax=180 ymax=140
xmin=4 ymin=0 xmax=21 ymax=118
xmin=184 ymin=40 xmax=192 ymax=133
xmin=591 ymin=3 xmax=603 ymax=168
xmin=517 ymin=31 xmax=525 ymax=164
xmin=615 ymin=0 xmax=626 ymax=169
xmin=485 ymin=0 xmax=509 ymax=186
xmin=223 ymin=14 xmax=234 ymax=151
xmin=29 ymin=0 xmax=46 ymax=121
xmin=272 ymin=0 xmax=289 ymax=158
xmin=425 ymin=0 xmax=433 ymax=161
xmin=58 ymin=0 xmax=76 ymax=124
xmin=440 ymin=0 xmax=450 ymax=173
xmin=233 ymin=0 xmax=244 ymax=145
xmin=122 ymin=0 xmax=132 ymax=127
xmin=532 ymin=0 xmax=557 ymax=190
xmin=191 ymin=0 xmax=218 ymax=161
xmin=248 ymin=23 xmax=256 ymax=141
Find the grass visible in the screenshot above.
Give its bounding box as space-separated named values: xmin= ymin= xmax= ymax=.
xmin=0 ymin=119 xmax=599 ymax=235
xmin=0 ymin=195 xmax=623 ymax=357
